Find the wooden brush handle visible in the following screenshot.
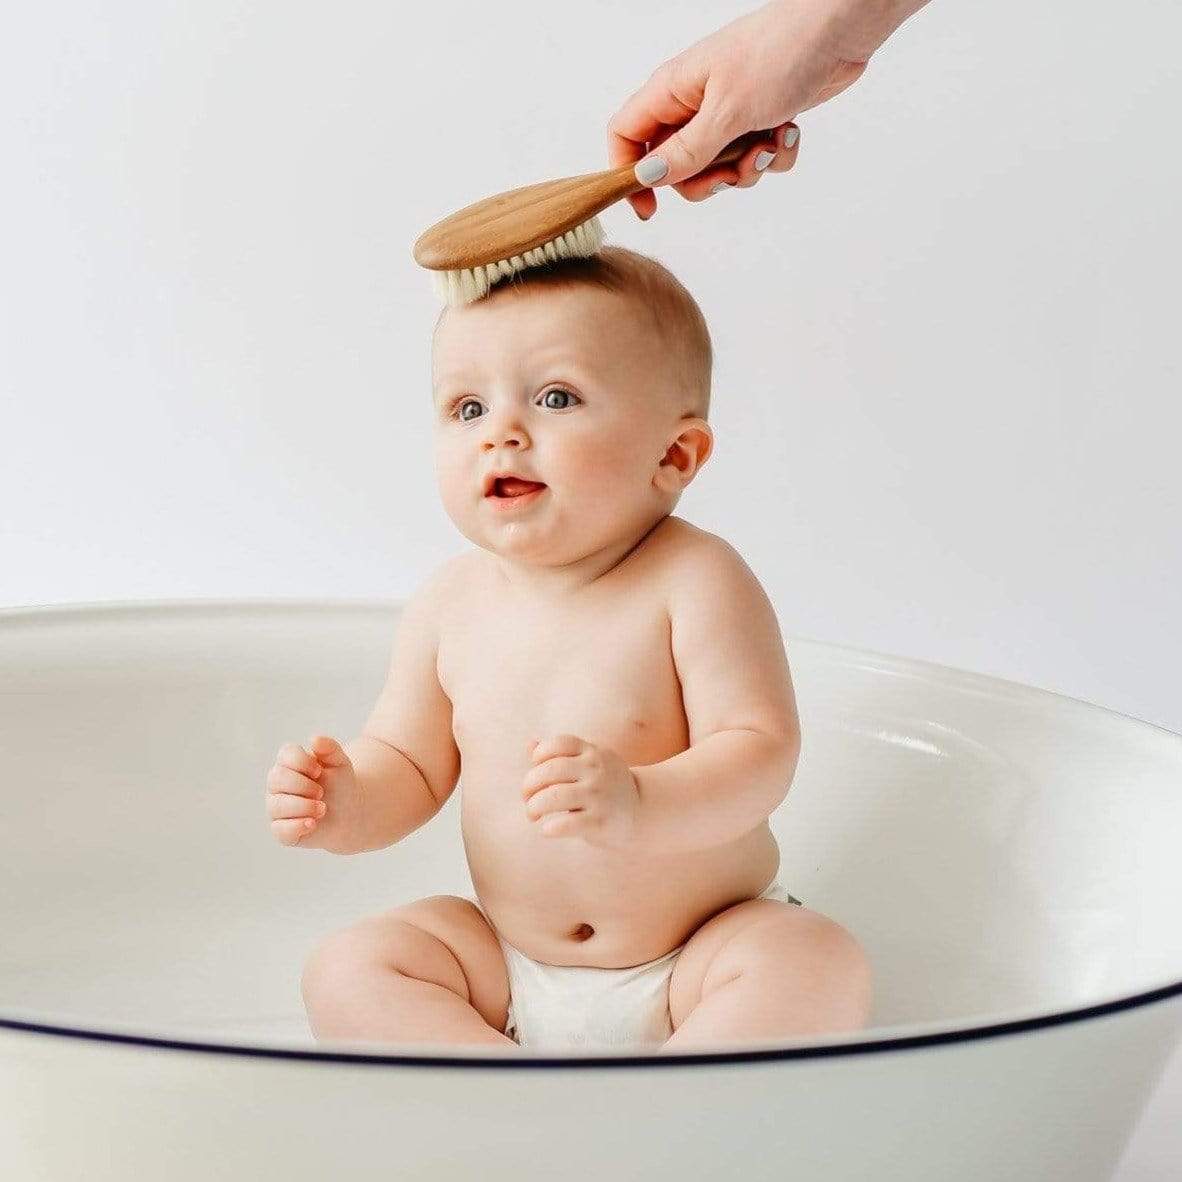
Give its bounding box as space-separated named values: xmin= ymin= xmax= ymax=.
xmin=413 ymin=129 xmax=782 ymax=271
xmin=617 ymin=129 xmax=774 ymax=193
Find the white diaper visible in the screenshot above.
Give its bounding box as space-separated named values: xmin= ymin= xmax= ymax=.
xmin=474 ymin=880 xmax=802 ymax=1050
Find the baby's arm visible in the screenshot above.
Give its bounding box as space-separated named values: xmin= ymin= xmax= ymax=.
xmin=632 ymin=536 xmax=800 ymax=854
xmin=268 ymin=566 xmax=460 ymax=854
xmin=345 ymin=566 xmax=461 ymax=852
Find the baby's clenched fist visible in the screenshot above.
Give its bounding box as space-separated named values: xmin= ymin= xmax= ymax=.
xmin=265 ymin=734 xmax=356 ymax=847
xmin=522 ymin=733 xmax=640 ymax=848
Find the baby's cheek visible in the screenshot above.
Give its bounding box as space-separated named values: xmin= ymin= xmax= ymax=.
xmin=560 ymin=435 xmax=638 ymax=492
xmin=433 ymin=452 xmax=471 ymax=520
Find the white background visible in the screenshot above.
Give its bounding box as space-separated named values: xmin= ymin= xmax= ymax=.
xmin=1 ymin=1 xmax=1178 ymax=1174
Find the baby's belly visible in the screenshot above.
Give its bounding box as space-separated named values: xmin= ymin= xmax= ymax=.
xmin=460 ymin=785 xmax=781 ymax=968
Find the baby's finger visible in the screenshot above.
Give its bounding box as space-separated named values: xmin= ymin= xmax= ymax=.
xmin=271 ymin=817 xmax=317 ymax=846
xmin=267 ymin=764 xmax=323 ymax=799
xmin=309 ymin=734 xmax=350 ymax=769
xmin=539 ymin=810 xmax=588 ymax=839
xmin=529 ymin=733 xmax=585 ymax=765
xmin=277 ymin=743 xmax=321 ymax=779
xmin=268 ymin=792 xmax=327 ymax=822
xmin=765 ymin=124 xmax=801 ymax=174
xmin=521 ymin=756 xmax=581 ymax=801
xmin=525 ymin=784 xmax=582 ymax=821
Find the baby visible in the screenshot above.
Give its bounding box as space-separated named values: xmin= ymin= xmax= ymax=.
xmin=265 ymin=246 xmax=872 ymax=1051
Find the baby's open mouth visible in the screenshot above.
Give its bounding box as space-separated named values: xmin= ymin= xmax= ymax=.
xmin=489 ymin=477 xmax=547 ymax=499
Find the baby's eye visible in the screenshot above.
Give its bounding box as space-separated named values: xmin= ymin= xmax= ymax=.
xmin=455 ymin=398 xmax=483 ymax=422
xmin=539 ymin=388 xmax=580 ymax=410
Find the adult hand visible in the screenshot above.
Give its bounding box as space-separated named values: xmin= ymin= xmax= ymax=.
xmin=607 ymin=0 xmax=930 ymax=217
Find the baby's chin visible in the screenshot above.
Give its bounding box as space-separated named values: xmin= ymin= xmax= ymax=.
xmin=455 ymin=509 xmax=618 ymax=567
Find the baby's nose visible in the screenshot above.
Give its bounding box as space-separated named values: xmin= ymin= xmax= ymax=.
xmin=481 ymin=423 xmax=527 ymax=449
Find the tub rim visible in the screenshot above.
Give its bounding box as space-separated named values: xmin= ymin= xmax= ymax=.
xmin=3 ymin=596 xmax=1180 ymax=1070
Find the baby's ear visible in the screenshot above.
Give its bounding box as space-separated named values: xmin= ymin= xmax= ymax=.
xmin=655 ymin=418 xmax=713 ymax=493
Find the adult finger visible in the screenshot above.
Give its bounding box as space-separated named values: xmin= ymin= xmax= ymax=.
xmin=764 ymin=124 xmax=801 ymax=173
xmin=607 ymin=64 xmax=700 ymax=169
xmin=677 ymin=135 xmax=775 ymax=198
xmin=677 ymin=123 xmax=801 ymax=199
xmin=635 ymin=95 xmax=744 ymax=191
xmin=607 ymin=68 xmax=691 ymax=221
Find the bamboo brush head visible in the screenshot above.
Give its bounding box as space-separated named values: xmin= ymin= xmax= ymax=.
xmin=413 ymin=133 xmax=763 ymax=307
xmin=426 ymin=215 xmax=606 ymax=306
xmin=413 ymin=167 xmax=635 ymax=307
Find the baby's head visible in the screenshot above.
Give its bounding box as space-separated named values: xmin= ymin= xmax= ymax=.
xmin=430 ymin=245 xmax=714 ymax=567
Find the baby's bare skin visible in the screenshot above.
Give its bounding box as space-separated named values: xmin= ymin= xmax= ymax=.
xmin=269 ymin=279 xmax=872 ymax=1048
xmin=442 ymin=516 xmax=782 ymax=966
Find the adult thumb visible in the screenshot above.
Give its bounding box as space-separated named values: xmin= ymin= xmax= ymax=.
xmin=636 ymin=102 xmax=741 ymax=188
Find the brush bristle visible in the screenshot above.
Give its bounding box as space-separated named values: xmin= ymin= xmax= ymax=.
xmin=431 ymin=217 xmax=606 ymax=307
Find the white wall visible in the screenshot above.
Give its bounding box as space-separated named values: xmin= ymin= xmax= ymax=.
xmin=2 ymin=1 xmax=1178 ymax=732
xmin=1 ymin=3 xmax=1179 ymax=1171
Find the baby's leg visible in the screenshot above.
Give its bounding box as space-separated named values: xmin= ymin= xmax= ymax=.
xmin=301 ymin=895 xmax=516 ymax=1048
xmin=663 ymin=899 xmax=872 ymax=1051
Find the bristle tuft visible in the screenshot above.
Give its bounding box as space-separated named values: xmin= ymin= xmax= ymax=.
xmin=430 ymin=216 xmax=606 ymax=307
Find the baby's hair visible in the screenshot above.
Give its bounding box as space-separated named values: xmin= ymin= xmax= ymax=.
xmin=435 ymin=245 xmax=713 ymax=419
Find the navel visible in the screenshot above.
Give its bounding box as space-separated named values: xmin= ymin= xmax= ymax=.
xmin=569 ymin=923 xmax=595 ymax=942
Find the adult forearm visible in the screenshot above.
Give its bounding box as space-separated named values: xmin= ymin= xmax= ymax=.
xmin=632 ymin=728 xmax=799 ymax=855
xmin=780 ymin=0 xmax=932 ymax=62
xmin=309 ymin=734 xmax=440 ymax=854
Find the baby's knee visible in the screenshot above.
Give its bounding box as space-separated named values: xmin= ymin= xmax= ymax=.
xmin=301 ymin=903 xmax=470 ymax=1003
xmin=301 ymin=925 xmax=375 ymax=1001
xmin=300 ymin=915 xmax=410 ymax=998
xmin=804 ymin=914 xmax=873 ymax=1027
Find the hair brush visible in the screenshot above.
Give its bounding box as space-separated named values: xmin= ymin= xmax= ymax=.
xmin=413 ymin=131 xmax=769 ymax=307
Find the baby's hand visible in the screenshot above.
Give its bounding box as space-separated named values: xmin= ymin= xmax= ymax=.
xmin=265 ymin=735 xmax=356 ymax=847
xmin=522 ymin=734 xmax=639 ymax=847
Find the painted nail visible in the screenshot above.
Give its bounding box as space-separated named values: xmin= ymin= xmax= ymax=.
xmin=635 ymin=155 xmax=669 ymax=185
xmin=710 ymin=181 xmax=733 ymax=195
xmin=783 ymin=126 xmax=799 ymax=149
xmin=754 ymin=150 xmax=775 ymax=171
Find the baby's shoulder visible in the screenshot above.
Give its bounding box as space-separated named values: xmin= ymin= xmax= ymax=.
xmin=403 ymin=550 xmax=480 ymax=620
xmin=645 ymin=516 xmax=756 ymax=599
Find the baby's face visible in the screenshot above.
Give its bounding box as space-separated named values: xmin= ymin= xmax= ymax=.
xmin=431 ymin=284 xmax=698 ymax=566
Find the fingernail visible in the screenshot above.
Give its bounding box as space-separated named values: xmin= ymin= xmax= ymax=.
xmin=316 ymin=801 xmax=327 ymax=816
xmin=709 ymin=181 xmax=733 ymax=195
xmin=634 ymin=155 xmax=669 ymax=185
xmin=783 ymin=127 xmax=799 ymax=149
xmin=754 ymin=150 xmax=775 ymax=171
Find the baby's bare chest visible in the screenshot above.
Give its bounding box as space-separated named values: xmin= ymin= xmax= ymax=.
xmin=437 ymin=590 xmax=688 ymax=767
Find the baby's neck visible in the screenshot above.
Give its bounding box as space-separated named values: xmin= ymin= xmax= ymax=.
xmin=491 ymin=513 xmax=669 ymax=598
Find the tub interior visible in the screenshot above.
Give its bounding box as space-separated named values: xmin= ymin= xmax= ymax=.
xmin=1 ymin=602 xmax=1179 ymax=1048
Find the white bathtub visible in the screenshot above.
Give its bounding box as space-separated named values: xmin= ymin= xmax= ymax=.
xmin=1 ymin=601 xmax=1178 ymax=1180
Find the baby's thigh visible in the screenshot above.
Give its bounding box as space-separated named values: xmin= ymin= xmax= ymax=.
xmin=668 ymin=900 xmax=870 ymax=1030
xmin=303 ymin=895 xmax=510 ymax=1032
